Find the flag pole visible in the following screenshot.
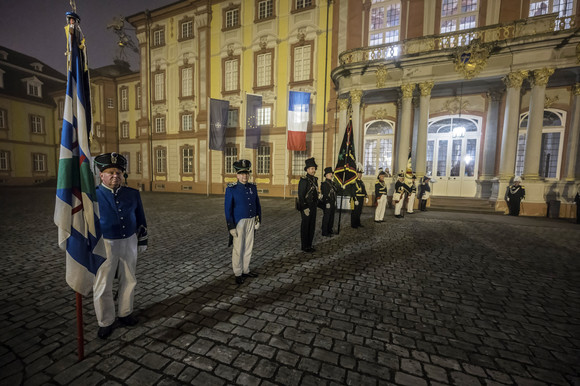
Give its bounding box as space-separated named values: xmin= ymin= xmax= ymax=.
xmin=207 ymin=96 xmax=210 ymax=197
xmin=75 ymin=292 xmax=84 ymax=361
xmin=284 ymin=126 xmax=289 ymax=200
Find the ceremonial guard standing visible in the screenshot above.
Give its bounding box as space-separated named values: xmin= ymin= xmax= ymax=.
xmin=320 ymin=167 xmax=337 ymax=237
xmin=394 ymin=173 xmax=411 ymax=218
xmin=225 ymin=160 xmax=261 ymax=285
xmin=406 ymin=175 xmax=417 ymax=214
xmin=374 ymin=170 xmax=388 ymax=222
xmin=298 ymin=158 xmax=319 ymax=252
xmin=574 ymin=187 xmax=580 ymax=224
xmin=351 ymin=168 xmax=368 ymax=228
xmin=504 ymin=176 xmax=525 ymax=216
xmin=418 ymin=176 xmax=431 ymax=211
xmin=94 ymin=153 xmax=148 ymax=339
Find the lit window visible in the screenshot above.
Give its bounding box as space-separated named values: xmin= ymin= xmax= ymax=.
xmin=292 ymin=148 xmax=309 ymax=175
xmin=107 ymin=98 xmax=114 ymax=109
xmin=227 ymin=109 xmax=239 ymax=128
xmin=225 ymin=59 xmax=239 ymax=92
xmin=530 ymin=0 xmax=575 ymax=30
xmin=33 ymin=153 xmax=46 ymax=172
xmin=121 ymin=122 xmax=129 ymax=138
xmin=258 ymin=0 xmax=274 ymax=20
xmin=30 ymin=115 xmax=44 ymax=134
xmin=296 ymin=0 xmax=313 ymax=9
xmin=256 ymin=52 xmax=272 ymax=87
xmin=225 ymin=8 xmax=240 ymax=29
xmin=153 ymin=28 xmax=165 ymax=46
xmin=120 ymin=87 xmax=128 ymax=111
xmin=440 ymin=0 xmax=478 ymax=35
xmin=156 ymin=148 xmax=167 ymax=173
xmin=182 ymin=67 xmax=193 ymax=97
xmin=257 ymin=145 xmax=271 ymax=175
xmin=364 ymin=120 xmax=394 ymax=176
xmin=293 ymin=45 xmax=311 ymax=82
xmin=182 ymin=147 xmax=194 ymax=174
xmin=182 ymin=114 xmax=193 ymax=131
xmin=155 ymin=116 xmax=165 ymax=133
xmin=225 ymin=146 xmax=238 ymax=174
xmin=135 ymin=84 xmax=141 ymax=109
xmin=181 ymin=20 xmax=193 ymax=39
xmin=155 ymin=73 xmax=165 ymax=101
xmin=257 ymin=107 xmax=271 ymax=126
xmin=369 ymin=0 xmax=401 ymax=57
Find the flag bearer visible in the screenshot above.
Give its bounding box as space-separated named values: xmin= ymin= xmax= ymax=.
xmin=298 ymin=158 xmax=319 ymax=252
xmin=321 ymin=167 xmax=337 ymax=237
xmin=225 ymin=160 xmax=262 ymax=285
xmin=351 ymin=168 xmax=368 ymax=228
xmin=94 ymin=153 xmax=148 ymax=339
xmin=374 ymin=170 xmax=388 ymax=222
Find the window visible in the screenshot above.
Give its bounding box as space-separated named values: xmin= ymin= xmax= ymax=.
xmin=530 ymin=0 xmax=575 ymax=30
xmin=440 ymin=0 xmax=478 ymax=37
xmin=0 ymin=151 xmax=10 ymax=171
xmin=155 ymin=147 xmax=167 ymax=174
xmin=293 ymin=43 xmax=312 ymax=83
xmin=257 ymin=144 xmax=271 ymax=175
xmin=180 ymin=19 xmax=194 ymax=40
xmin=155 ymin=116 xmax=166 ymax=133
xmin=154 ymin=72 xmax=165 ymax=102
xmin=224 ymin=6 xmax=240 ymax=29
xmin=0 ymin=109 xmax=7 ymax=129
xmin=182 ymin=147 xmax=194 ymax=174
xmin=135 ymin=84 xmax=142 ymax=109
xmin=369 ymin=0 xmax=401 ymax=56
xmin=137 ymin=151 xmax=142 ymax=173
xmin=30 ymin=115 xmax=44 ymax=134
xmin=256 ymin=51 xmax=273 ymax=88
xmin=181 ymin=66 xmax=193 ymax=98
xmin=153 ymin=27 xmax=165 ymax=47
xmin=257 ymin=0 xmax=274 ymax=20
xmin=121 ymin=122 xmax=129 ymax=138
xmin=120 ymin=87 xmax=128 ymax=111
xmin=257 ymin=106 xmax=272 ymax=126
xmin=227 ymin=109 xmax=239 ymax=128
xmin=516 ymin=109 xmax=565 ymax=179
xmin=182 ymin=113 xmax=193 ymax=131
xmin=25 ymin=77 xmax=43 ymax=97
xmin=107 ymin=98 xmax=114 ymax=109
xmin=363 ymin=120 xmax=395 ymax=176
xmin=292 ymin=148 xmax=310 ymax=175
xmin=296 ymin=0 xmax=314 ymax=10
xmin=122 ymin=153 xmax=130 ymax=173
xmin=33 ymin=153 xmax=47 ymax=172
xmin=0 ymin=68 xmax=4 ymax=88
xmin=224 ymin=58 xmax=239 ymax=93
xmin=225 ymin=145 xmax=238 ymax=174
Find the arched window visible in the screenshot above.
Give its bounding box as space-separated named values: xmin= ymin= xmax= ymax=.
xmin=516 ymin=109 xmax=566 ymax=179
xmin=363 ymin=120 xmax=395 ymax=176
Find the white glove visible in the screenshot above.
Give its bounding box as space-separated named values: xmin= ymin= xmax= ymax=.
xmin=326 ymin=203 xmax=330 ymax=209
xmin=365 ymin=198 xmax=369 ymax=204
xmin=138 ymin=245 xmax=147 ymax=254
xmin=318 ymin=193 xmax=323 ymax=200
xmin=304 ymin=208 xmax=310 ymax=216
xmin=506 ymin=197 xmax=510 ymax=202
xmin=255 ymin=222 xmax=260 ymax=230
xmin=229 ymin=229 xmax=238 ymax=237
xmin=354 ymin=200 xmax=359 ymax=206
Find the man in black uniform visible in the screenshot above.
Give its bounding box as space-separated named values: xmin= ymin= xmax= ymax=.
xmin=298 ymin=158 xmax=319 ymax=252
xmin=320 ymin=167 xmax=337 ymax=237
xmin=351 ymin=168 xmax=368 ymax=228
xmin=418 ymin=175 xmax=431 ymax=211
xmin=505 ymin=176 xmax=525 ymax=216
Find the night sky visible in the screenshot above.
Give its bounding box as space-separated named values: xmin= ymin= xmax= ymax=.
xmin=0 ymin=0 xmax=178 ymax=74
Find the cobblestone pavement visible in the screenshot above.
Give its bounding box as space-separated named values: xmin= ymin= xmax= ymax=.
xmin=1 ymin=187 xmax=579 ymax=386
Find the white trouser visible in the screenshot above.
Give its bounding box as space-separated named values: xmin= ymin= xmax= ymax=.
xmin=407 ymin=193 xmax=416 ymax=213
xmin=93 ymin=234 xmax=138 ymax=327
xmin=375 ymin=195 xmax=387 ymax=221
xmin=232 ymin=217 xmax=255 ymax=276
xmin=394 ymin=194 xmax=406 ymax=215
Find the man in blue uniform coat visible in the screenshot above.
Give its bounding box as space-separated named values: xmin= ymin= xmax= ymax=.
xmin=225 ymin=159 xmax=262 ymax=285
xmin=94 ymin=153 xmax=148 ymax=339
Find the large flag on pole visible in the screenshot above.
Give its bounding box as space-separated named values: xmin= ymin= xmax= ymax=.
xmin=209 ymin=98 xmax=230 ymax=151
xmin=54 ymin=14 xmax=106 ymax=296
xmin=246 ymin=93 xmax=262 ymax=149
xmin=287 ymin=91 xmax=310 ymax=151
xmin=334 ymin=119 xmax=358 ymax=187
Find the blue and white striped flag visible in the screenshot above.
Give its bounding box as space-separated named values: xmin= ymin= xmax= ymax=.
xmin=54 ymin=17 xmax=106 ymax=296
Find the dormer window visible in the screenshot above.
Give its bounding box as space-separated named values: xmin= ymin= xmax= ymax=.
xmin=0 ymin=51 xmax=7 ymax=60
xmin=31 ymin=62 xmax=44 ymax=72
xmin=23 ymin=76 xmax=43 ymax=98
xmin=0 ymin=68 xmax=4 ymax=89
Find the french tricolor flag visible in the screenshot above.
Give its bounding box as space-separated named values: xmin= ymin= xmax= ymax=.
xmin=287 ymin=91 xmax=310 ymax=151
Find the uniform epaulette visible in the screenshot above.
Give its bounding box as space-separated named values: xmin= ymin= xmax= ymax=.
xmin=300 ymin=176 xmax=308 ymax=180
xmin=227 ymin=182 xmax=238 ymax=188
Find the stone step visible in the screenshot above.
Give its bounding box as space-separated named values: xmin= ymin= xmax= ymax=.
xmin=429 ymin=196 xmax=500 ymax=214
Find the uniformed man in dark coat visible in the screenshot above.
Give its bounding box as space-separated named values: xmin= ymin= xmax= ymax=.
xmin=94 ymin=152 xmax=148 ymax=339
xmin=298 ymin=157 xmax=319 ymax=252
xmin=351 ymin=168 xmax=368 ymax=228
xmin=225 ymin=160 xmax=262 ymax=285
xmin=394 ymin=172 xmax=411 ymax=218
xmin=505 ymin=176 xmax=525 ymax=216
xmin=320 ymin=166 xmax=337 ymax=237
xmin=418 ymin=175 xmax=431 ymax=211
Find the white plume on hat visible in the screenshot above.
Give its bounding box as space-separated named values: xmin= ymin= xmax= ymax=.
xmin=514 ymin=176 xmax=522 ymax=182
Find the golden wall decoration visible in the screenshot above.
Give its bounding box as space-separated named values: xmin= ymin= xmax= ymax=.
xmin=454 ymin=40 xmax=491 ymax=79
xmin=376 ymin=64 xmax=387 ymax=88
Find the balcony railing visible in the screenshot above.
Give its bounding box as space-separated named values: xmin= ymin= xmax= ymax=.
xmin=339 ymin=13 xmax=576 ymax=66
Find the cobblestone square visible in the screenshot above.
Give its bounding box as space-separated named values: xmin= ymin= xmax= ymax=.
xmin=0 ymin=187 xmax=579 ymax=385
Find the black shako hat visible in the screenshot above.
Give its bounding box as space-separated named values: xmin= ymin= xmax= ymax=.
xmin=323 ymin=167 xmax=333 ymax=176
xmin=304 ymin=157 xmax=318 ymax=171
xmin=377 ymin=171 xmax=386 ymax=177
xmin=94 ymin=152 xmax=127 ymax=172
xmin=233 ymin=159 xmax=251 ymax=173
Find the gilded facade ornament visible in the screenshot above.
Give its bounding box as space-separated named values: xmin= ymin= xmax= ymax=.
xmin=419 ymin=81 xmax=434 ymax=96
xmin=486 ymin=90 xmax=502 ymax=102
xmin=454 ymin=40 xmax=491 ymax=79
xmin=443 ymin=97 xmax=470 ymax=115
xmin=573 ymin=83 xmax=580 ymax=96
xmin=544 ymin=95 xmax=559 ymax=108
xmin=531 ymin=68 xmax=554 ymax=87
xmin=376 ymin=64 xmax=387 ymax=88
xmin=400 ymin=83 xmax=415 ymax=98
xmin=350 ymin=90 xmax=363 ymax=104
xmin=338 ymin=98 xmax=349 ymax=111
xmin=503 ymin=70 xmax=529 ymax=89
xmin=373 ymin=108 xmax=388 ymax=120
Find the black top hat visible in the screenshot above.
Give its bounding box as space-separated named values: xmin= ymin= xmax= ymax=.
xmin=304 ymin=157 xmax=318 ymax=171
xmin=323 ymin=167 xmax=333 ymax=175
xmin=233 ymin=159 xmax=251 ymax=173
xmin=66 ymin=12 xmax=81 ymax=23
xmin=377 ymin=171 xmax=386 ymax=177
xmin=423 ymin=175 xmax=431 ymax=180
xmin=94 ymin=152 xmax=127 ymax=172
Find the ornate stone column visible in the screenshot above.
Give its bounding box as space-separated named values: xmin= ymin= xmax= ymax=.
xmin=523 ymin=68 xmax=554 ymax=180
xmin=498 ymin=70 xmax=528 ymax=181
xmin=350 ymin=90 xmax=363 ymax=163
xmin=415 ymin=82 xmax=434 ymax=178
xmin=565 ymin=84 xmax=580 ymax=180
xmin=397 ymin=84 xmax=415 ymax=174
